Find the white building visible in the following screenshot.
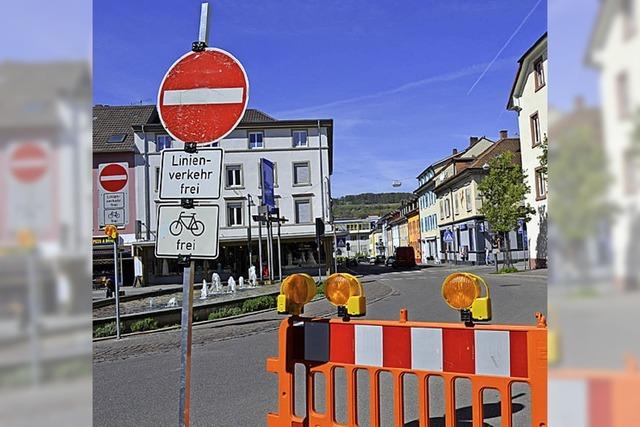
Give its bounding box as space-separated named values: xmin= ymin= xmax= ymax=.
xmin=587 ymin=1 xmax=640 ymax=289
xmin=507 ymin=33 xmax=548 ymax=269
xmin=126 ymin=108 xmax=334 ymax=284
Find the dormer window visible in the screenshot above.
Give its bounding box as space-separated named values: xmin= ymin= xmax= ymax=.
xmin=107 ymin=133 xmax=126 ymax=143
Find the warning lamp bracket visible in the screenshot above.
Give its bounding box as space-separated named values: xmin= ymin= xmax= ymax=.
xmin=460 ymin=309 xmax=474 ymax=327
xmin=337 ymin=306 xmax=350 ymax=321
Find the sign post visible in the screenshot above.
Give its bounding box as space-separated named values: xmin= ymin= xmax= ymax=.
xmin=154 ymin=4 xmax=248 ymax=426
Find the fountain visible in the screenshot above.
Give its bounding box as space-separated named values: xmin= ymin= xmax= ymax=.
xmin=248 ymin=266 xmax=257 ymax=287
xmin=200 ymin=279 xmax=209 ymax=300
xmin=238 ymin=276 xmax=244 ymax=288
xmin=167 ymin=297 xmax=178 ymax=307
xmin=228 ymin=276 xmax=236 ymax=293
xmin=211 ymin=273 xmax=221 ymax=293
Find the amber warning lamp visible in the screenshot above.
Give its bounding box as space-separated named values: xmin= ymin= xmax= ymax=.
xmin=441 ymin=272 xmax=491 ymax=323
xmin=277 ymin=273 xmax=316 ymax=316
xmin=324 ymin=273 xmax=366 ymax=318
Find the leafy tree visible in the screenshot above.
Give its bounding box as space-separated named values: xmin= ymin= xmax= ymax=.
xmin=477 ymin=151 xmax=535 ymax=267
xmin=538 ymin=136 xmax=548 ymax=176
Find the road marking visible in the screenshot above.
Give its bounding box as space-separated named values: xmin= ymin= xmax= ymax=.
xmin=163 ymin=87 xmax=244 ymax=105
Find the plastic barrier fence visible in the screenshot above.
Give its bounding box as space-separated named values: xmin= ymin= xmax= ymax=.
xmin=267 ymin=310 xmax=547 ymax=427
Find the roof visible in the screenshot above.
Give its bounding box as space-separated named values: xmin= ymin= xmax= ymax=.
xmin=241 ymin=109 xmax=277 ymax=123
xmin=507 ymin=33 xmax=548 ymax=110
xmin=434 ymin=137 xmax=521 ymax=192
xmin=93 ymin=105 xmax=157 ymax=153
xmin=0 ymin=61 xmax=90 ymax=129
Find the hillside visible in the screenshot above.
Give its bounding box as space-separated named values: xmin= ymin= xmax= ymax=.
xmin=332 ymin=192 xmax=413 ymax=219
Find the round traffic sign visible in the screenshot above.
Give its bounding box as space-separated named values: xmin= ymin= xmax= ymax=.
xmin=99 ymin=163 xmax=128 ymax=193
xmin=10 ymin=143 xmax=48 ymax=183
xmin=157 ymin=48 xmax=249 ymax=144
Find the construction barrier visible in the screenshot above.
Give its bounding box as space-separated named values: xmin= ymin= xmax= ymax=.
xmin=549 ymin=358 xmax=640 ymax=426
xmin=267 ymin=309 xmax=547 ymax=427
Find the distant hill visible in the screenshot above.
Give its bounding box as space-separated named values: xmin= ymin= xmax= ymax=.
xmin=332 ymin=192 xmax=413 ymax=219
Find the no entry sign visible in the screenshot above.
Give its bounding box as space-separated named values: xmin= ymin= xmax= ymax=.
xmin=98 ymin=163 xmax=129 ymax=229
xmin=157 ymin=48 xmax=249 ymax=144
xmin=11 ymin=143 xmax=48 ymax=183
xmin=99 ymin=163 xmax=128 ymax=193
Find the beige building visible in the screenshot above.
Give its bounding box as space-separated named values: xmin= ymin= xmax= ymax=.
xmin=434 ymin=133 xmax=526 ymax=265
xmin=507 ymin=33 xmax=548 ymax=268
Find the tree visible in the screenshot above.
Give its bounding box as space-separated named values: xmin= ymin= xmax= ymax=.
xmin=477 ymin=151 xmax=535 ymax=268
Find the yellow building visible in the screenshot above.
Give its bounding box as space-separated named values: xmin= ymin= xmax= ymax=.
xmin=407 ymin=209 xmax=421 ymax=264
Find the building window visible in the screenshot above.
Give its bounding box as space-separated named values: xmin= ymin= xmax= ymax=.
xmin=292 ymin=130 xmax=308 ymax=147
xmin=534 ymin=56 xmax=545 ymax=90
xmin=617 ymin=72 xmax=630 ymax=119
xmin=535 ymin=167 xmax=547 ymax=200
xmin=154 ymin=167 xmax=160 ymax=192
xmin=227 ymin=202 xmax=244 ymax=227
xmin=225 ymin=164 xmax=243 ymax=188
xmin=294 ymin=198 xmax=312 ymax=223
xmin=454 ymin=193 xmax=459 ymax=215
xmin=293 ymin=162 xmax=311 ymax=186
xmin=439 ymin=200 xmax=444 ymax=219
xmin=465 ymin=187 xmax=472 ymax=211
xmin=156 ymin=135 xmax=173 ymax=151
xmin=530 ymin=112 xmax=541 ymax=147
xmin=249 ymin=131 xmax=264 ymax=149
xmin=107 ymin=133 xmax=126 ymax=143
xmin=623 ymin=0 xmax=636 ymax=38
xmin=444 ymin=199 xmax=451 ymax=218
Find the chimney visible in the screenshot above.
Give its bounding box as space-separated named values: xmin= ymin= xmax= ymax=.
xmin=499 ymin=130 xmax=508 ymax=139
xmin=469 ymin=136 xmax=479 ymax=147
xmin=452 ymin=148 xmax=458 ymax=155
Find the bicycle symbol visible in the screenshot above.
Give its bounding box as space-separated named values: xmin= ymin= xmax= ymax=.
xmin=169 ymin=212 xmax=205 ymax=236
xmin=107 ymin=210 xmax=121 ymax=220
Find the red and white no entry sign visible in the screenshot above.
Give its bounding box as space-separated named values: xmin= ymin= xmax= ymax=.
xmin=10 ymin=143 xmax=48 ymax=183
xmin=157 ymin=48 xmax=249 ymax=144
xmin=99 ymin=163 xmax=128 ymax=193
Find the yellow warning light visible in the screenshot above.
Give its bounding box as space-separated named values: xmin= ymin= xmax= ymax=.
xmin=17 ymin=228 xmax=36 ymax=249
xmin=277 ymin=273 xmax=316 ymax=315
xmin=441 ymin=272 xmax=492 ymax=322
xmin=104 ymin=224 xmax=119 ymax=240
xmin=324 ymin=273 xmax=366 ymax=317
xmin=441 ymin=273 xmax=480 ymax=310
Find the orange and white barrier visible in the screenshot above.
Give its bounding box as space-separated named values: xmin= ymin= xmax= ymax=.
xmin=267 ymin=309 xmax=547 ymax=427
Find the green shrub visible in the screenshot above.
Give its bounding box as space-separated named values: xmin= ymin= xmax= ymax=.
xmin=130 ymin=317 xmax=158 ymax=333
xmin=93 ymin=322 xmax=117 ymax=338
xmin=242 ymin=295 xmax=276 ymax=312
xmin=316 ymin=282 xmax=325 ymax=296
xmin=208 ymin=306 xmax=243 ymax=320
xmin=498 ymin=266 xmax=519 ymax=274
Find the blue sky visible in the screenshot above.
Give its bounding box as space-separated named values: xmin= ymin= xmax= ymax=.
xmin=93 ymin=0 xmax=550 ymax=196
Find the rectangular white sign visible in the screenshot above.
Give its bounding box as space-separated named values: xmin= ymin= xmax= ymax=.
xmin=155 ymin=204 xmax=220 ymax=259
xmin=159 ymin=148 xmax=223 ymax=200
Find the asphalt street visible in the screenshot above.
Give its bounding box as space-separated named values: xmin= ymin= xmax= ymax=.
xmin=93 ymin=265 xmax=547 ymax=427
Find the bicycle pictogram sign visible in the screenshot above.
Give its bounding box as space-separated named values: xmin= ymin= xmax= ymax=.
xmin=169 ymin=211 xmax=205 ymax=236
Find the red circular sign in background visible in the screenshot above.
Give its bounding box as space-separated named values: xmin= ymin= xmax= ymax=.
xmin=99 ymin=163 xmax=128 ymax=193
xmin=11 ymin=143 xmax=48 ymax=183
xmin=157 ymin=48 xmax=249 ymax=144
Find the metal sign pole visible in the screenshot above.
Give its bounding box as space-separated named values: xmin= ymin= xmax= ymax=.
xmin=258 ymin=216 xmax=263 ymax=280
xmin=113 ymin=238 xmax=121 ymax=340
xmin=266 ymin=214 xmax=273 ymax=282
xmin=277 ymin=216 xmax=282 ymax=282
xmin=178 ymin=258 xmax=195 ymax=427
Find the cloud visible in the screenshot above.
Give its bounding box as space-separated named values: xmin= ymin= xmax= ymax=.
xmin=275 ymin=57 xmax=516 ymax=117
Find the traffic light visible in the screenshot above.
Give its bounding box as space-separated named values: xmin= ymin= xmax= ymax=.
xmin=324 ymin=273 xmax=366 ymax=317
xmin=104 ymin=224 xmax=119 ymax=240
xmin=346 ymin=242 xmax=351 ymax=252
xmin=276 ymin=273 xmax=316 ymax=315
xmin=441 ymin=272 xmax=491 ymax=322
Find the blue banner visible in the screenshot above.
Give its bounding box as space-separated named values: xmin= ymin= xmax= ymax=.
xmin=260 ymin=158 xmax=276 ymax=213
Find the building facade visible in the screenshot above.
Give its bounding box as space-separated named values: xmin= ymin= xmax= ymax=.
xmin=434 ymin=133 xmax=527 ymax=265
xmin=507 ymin=33 xmax=548 ymax=269
xmin=334 ymin=216 xmax=378 ymax=257
xmin=93 ymin=106 xmax=335 ymax=285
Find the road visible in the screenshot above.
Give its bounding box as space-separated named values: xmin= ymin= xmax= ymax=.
xmin=93 ymin=265 xmax=547 ymax=427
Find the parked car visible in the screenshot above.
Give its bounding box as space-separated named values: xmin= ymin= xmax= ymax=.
xmin=385 ymin=256 xmax=396 ymax=267
xmin=373 ymin=255 xmax=386 ymax=265
xmin=356 ymin=255 xmax=368 ymax=263
xmin=392 ymin=246 xmax=417 ymax=269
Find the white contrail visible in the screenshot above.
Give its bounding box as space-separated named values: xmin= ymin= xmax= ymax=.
xmin=467 ymin=0 xmax=544 ymax=95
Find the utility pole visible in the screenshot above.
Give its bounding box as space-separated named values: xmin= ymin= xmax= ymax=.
xmin=247 ymin=195 xmax=253 ymax=273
